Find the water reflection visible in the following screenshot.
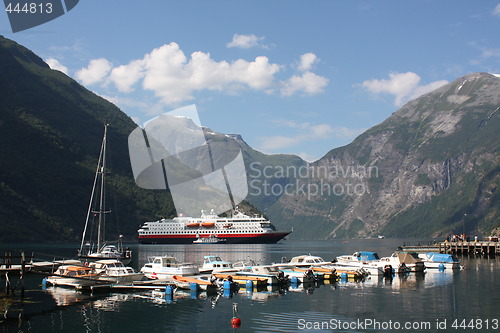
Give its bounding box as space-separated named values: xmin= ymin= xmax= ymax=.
xmin=7 ymin=241 xmax=500 ymax=333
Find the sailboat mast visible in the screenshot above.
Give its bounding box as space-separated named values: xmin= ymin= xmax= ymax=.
xmin=79 ymin=124 xmax=109 ymax=255
xmin=97 ymin=124 xmax=108 ymax=251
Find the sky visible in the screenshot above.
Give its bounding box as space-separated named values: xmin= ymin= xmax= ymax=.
xmin=1 ymin=1 xmax=500 ymax=162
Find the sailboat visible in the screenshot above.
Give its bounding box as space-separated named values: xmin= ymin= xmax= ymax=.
xmin=78 ymin=124 xmax=132 ymax=264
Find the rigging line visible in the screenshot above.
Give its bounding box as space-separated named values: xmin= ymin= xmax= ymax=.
xmin=79 ymin=125 xmax=106 ymax=254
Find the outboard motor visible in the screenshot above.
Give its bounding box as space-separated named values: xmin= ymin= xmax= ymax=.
xmin=278 ymin=270 xmax=289 ymax=284
xmin=398 ymin=263 xmax=408 ymax=274
xmin=304 ymin=268 xmax=317 ymax=282
xmin=383 ymin=264 xmax=393 ymax=278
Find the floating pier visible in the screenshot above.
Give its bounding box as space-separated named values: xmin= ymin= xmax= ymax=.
xmin=399 ymin=241 xmax=500 ymax=255
xmin=438 ymin=241 xmax=500 ymax=255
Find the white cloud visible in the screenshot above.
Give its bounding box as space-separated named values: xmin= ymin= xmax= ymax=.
xmin=281 ymin=71 xmax=329 ymax=96
xmin=139 ymin=43 xmax=281 ymax=104
xmin=360 ymin=72 xmax=448 ymax=106
xmin=259 ymin=120 xmax=364 ymax=153
xmin=75 ymin=58 xmax=113 ymax=86
xmin=226 ymin=34 xmax=266 ymax=49
xmin=479 ymin=47 xmax=500 ymax=59
xmin=493 ymin=4 xmax=500 ymax=17
xmin=45 ymin=58 xmax=68 ymax=74
xmin=75 ymin=43 xmax=328 ymax=106
xmin=108 ymin=59 xmax=145 ymax=92
xmin=260 ymin=135 xmax=301 ymax=151
xmin=468 ymin=41 xmax=500 ymax=66
xmin=297 ymin=53 xmax=318 ymax=72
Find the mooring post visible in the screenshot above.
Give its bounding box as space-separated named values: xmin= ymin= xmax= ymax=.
xmin=21 ymin=251 xmax=25 ymax=298
xmin=5 ymin=251 xmax=11 ymax=295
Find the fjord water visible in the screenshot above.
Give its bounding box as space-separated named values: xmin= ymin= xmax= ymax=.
xmin=3 ymin=239 xmax=500 ymax=333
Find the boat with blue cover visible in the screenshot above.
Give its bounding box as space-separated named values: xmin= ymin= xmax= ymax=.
xmin=418 ymin=252 xmax=463 ymax=270
xmin=336 ymin=251 xmax=389 ymax=276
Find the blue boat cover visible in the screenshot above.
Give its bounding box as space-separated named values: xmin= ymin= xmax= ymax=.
xmin=357 ymin=252 xmax=380 ymax=261
xmin=425 ymin=253 xmax=458 ymax=263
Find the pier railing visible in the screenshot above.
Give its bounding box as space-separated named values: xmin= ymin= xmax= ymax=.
xmin=399 ymin=241 xmax=500 ymax=255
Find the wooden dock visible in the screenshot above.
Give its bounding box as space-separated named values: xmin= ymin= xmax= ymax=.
xmin=399 ymin=241 xmax=500 ymax=255
xmin=438 ymin=241 xmax=500 ymax=255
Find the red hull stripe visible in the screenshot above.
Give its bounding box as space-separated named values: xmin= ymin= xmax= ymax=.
xmin=138 ymin=233 xmax=288 ymax=239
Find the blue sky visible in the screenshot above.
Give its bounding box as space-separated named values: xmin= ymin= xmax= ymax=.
xmin=1 ymin=1 xmax=500 ymax=161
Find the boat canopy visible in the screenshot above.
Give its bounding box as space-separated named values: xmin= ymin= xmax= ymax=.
xmin=204 ymin=255 xmax=223 ymax=263
xmin=355 ymin=251 xmax=380 ymax=261
xmin=424 ymin=253 xmax=459 ymax=263
xmin=396 ymin=252 xmax=421 ymax=263
xmin=290 ymin=255 xmax=326 ymax=264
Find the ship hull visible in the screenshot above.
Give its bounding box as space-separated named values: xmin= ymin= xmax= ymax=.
xmin=138 ymin=232 xmax=291 ymax=244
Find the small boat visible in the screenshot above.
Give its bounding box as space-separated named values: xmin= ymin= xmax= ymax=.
xmin=211 ymin=273 xmax=268 ymax=286
xmin=172 ymin=275 xmax=216 ymax=290
xmin=199 ymin=255 xmax=237 ymax=274
xmin=335 ymin=252 xmax=387 ymax=276
xmin=272 ymin=254 xmax=342 ymax=280
xmin=277 ymin=267 xmax=319 ymax=283
xmin=274 ymin=254 xmax=334 ymax=268
xmin=236 ymin=265 xmax=289 ymax=285
xmin=201 ymin=222 xmax=215 ymax=228
xmin=380 ymin=252 xmax=425 ymax=273
xmin=418 ymin=252 xmax=463 ymax=270
xmin=89 ymin=259 xmax=144 ymax=283
xmin=193 ymin=235 xmax=227 ymax=244
xmin=45 ymin=265 xmax=102 ymax=288
xmin=140 ymin=256 xmax=199 ymax=279
xmin=329 ymin=267 xmax=367 ymax=279
xmin=186 ymin=222 xmax=200 ymax=228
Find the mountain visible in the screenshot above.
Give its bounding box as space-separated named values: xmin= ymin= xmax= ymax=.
xmin=265 ymin=73 xmax=500 ymax=239
xmin=2 ymin=35 xmax=498 ymax=242
xmin=0 ymin=36 xmax=176 ymax=242
xmin=0 ymin=35 xmax=301 ymax=242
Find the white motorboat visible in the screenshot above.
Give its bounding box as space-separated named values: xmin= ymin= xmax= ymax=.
xmin=199 ymin=255 xmax=238 ymax=274
xmin=89 ymin=259 xmax=144 ymax=283
xmin=274 ymin=254 xmax=334 ymax=268
xmin=273 ymin=254 xmax=359 ymax=279
xmin=140 ymin=256 xmax=199 ymax=279
xmin=275 ymin=267 xmax=318 ymax=283
xmin=193 ymin=235 xmax=227 ymax=244
xmin=236 ymin=265 xmax=289 ymax=285
xmin=418 ymin=253 xmax=463 ymax=270
xmin=380 ymin=252 xmax=425 ymax=273
xmin=45 ymin=265 xmax=102 ymax=288
xmin=336 ymin=251 xmax=388 ymax=276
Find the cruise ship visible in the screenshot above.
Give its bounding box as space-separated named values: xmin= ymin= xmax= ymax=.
xmin=137 ymin=209 xmax=291 ymax=244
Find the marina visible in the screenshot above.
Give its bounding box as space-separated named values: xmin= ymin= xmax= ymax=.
xmin=1 ymin=239 xmax=499 ymax=332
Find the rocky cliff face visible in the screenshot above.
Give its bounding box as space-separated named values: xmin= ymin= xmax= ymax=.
xmin=263 ymin=73 xmax=500 ymax=239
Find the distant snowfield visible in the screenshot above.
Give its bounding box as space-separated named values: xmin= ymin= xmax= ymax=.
xmin=492 ymin=73 xmax=500 ymax=78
